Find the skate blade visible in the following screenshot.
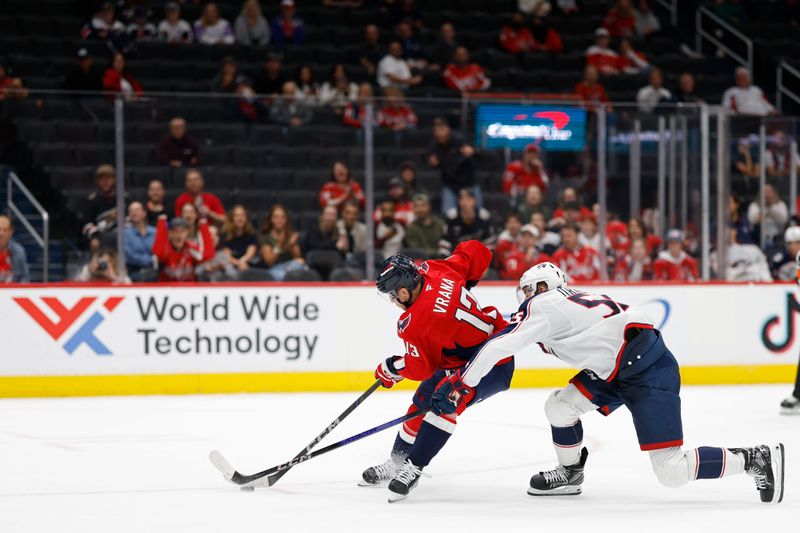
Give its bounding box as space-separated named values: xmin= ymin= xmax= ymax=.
xmin=527 ymin=485 xmax=582 ymax=496
xmin=358 ymin=480 xmax=390 ymax=488
xmin=779 ymin=407 xmax=800 ymax=415
xmin=387 ymin=492 xmax=408 ymax=503
xmin=772 ymin=443 xmax=785 ymax=504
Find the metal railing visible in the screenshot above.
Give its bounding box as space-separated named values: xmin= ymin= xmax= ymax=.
xmin=654 ymin=0 xmax=678 ymax=27
xmin=696 ymin=7 xmax=753 ymax=73
xmin=5 ymin=171 xmax=49 ymax=282
xmin=776 ymin=60 xmax=800 ymax=112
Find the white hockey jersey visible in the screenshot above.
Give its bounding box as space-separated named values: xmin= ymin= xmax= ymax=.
xmin=461 ymin=286 xmax=655 ymax=387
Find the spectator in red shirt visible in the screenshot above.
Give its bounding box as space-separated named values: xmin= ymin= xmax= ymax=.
xmin=0 ymin=60 xmax=28 ymax=101
xmin=603 ymin=0 xmax=636 ymax=38
xmin=612 ymin=236 xmax=654 ymax=281
xmin=585 ymin=28 xmax=619 ymax=76
xmin=373 ymin=177 xmax=415 ymax=226
xmin=551 ymin=223 xmax=601 ymax=281
xmin=616 ymin=38 xmax=649 ymax=75
xmin=496 ymin=223 xmax=552 ymax=280
xmin=628 ymin=217 xmax=661 ymax=255
xmin=443 ymin=46 xmax=491 ymax=93
xmin=319 ymin=160 xmax=366 ymax=209
xmin=653 ymin=229 xmax=698 ymax=281
xmin=574 ymin=65 xmax=610 ymax=112
xmin=152 ymin=215 xmax=214 ymax=282
xmin=378 ymin=87 xmax=418 ymax=130
xmin=173 ymin=168 xmax=226 ymax=225
xmin=502 ymin=143 xmax=550 ymax=201
xmin=500 ymin=12 xmax=535 ymax=53
xmin=529 ymin=15 xmax=564 ymax=53
xmin=342 ymin=82 xmax=374 ymax=128
xmin=102 ymin=52 xmax=143 ymax=100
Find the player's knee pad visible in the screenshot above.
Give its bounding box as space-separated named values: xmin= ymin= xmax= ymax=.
xmin=544 ymin=386 xmax=595 ymax=427
xmin=649 ymin=447 xmax=689 ymax=488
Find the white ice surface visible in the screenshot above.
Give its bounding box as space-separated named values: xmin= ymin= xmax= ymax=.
xmin=0 ymin=385 xmax=798 ymax=533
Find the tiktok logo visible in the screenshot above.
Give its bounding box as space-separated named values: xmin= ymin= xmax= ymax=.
xmin=761 ymin=292 xmax=799 ymax=353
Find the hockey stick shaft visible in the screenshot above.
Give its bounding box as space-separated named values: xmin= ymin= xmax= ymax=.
xmin=229 ymin=409 xmax=426 ymax=486
xmin=266 ymin=379 xmax=383 ymax=486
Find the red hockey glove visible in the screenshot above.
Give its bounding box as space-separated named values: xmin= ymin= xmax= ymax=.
xmin=431 ymin=371 xmax=475 ymax=416
xmin=375 ymin=356 xmax=405 ymax=388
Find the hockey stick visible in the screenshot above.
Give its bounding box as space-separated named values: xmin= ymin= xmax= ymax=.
xmin=210 ymin=408 xmax=425 ymax=489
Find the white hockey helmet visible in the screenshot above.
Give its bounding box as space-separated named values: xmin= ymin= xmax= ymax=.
xmin=517 ymin=262 xmax=568 ymax=303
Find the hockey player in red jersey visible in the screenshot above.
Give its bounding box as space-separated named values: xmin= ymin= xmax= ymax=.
xmin=362 ymin=240 xmax=514 ymax=501
xmin=152 ymin=214 xmax=214 ymax=281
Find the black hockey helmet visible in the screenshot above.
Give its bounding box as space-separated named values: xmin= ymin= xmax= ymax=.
xmin=376 ymin=254 xmax=421 ymax=298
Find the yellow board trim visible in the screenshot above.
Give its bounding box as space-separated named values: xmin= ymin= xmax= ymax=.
xmin=0 ymin=365 xmax=795 ymax=398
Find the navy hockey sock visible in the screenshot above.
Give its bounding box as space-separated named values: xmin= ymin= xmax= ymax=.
xmin=407 ymin=415 xmax=455 ymax=468
xmin=551 ymin=420 xmax=584 ymax=466
xmin=391 ymin=433 xmax=414 ymax=459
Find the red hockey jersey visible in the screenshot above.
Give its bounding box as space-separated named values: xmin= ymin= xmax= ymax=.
xmin=653 ymin=250 xmax=698 ymax=281
xmin=551 ymin=245 xmax=601 ymax=282
xmin=502 ymin=160 xmax=549 ymax=195
xmin=443 ymin=64 xmax=491 ymax=92
xmin=152 ymin=218 xmax=215 ymax=282
xmin=394 ymin=240 xmax=508 ymax=381
xmin=495 ymin=239 xmax=552 ymax=280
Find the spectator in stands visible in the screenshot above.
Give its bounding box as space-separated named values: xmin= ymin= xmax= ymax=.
xmin=395 ymin=20 xmax=428 ymax=70
xmin=336 ymin=200 xmax=368 ymax=255
xmin=74 ymin=248 xmax=130 ymax=284
xmin=145 ymin=179 xmax=167 ymax=226
xmin=83 ymin=164 xmax=121 ymax=252
xmin=270 ymin=81 xmax=314 ymax=126
xmin=612 ymin=236 xmax=653 ymax=281
xmin=586 ymin=28 xmax=619 ymax=76
xmin=579 ymin=215 xmax=606 ymax=252
xmin=517 ymin=184 xmax=550 ymax=222
xmin=671 ymin=72 xmax=704 ymax=104
xmin=551 ymin=187 xmax=592 ymax=222
xmin=358 ymin=24 xmax=384 ymax=79
xmin=157 ymin=117 xmax=200 ymax=168
xmin=377 ymin=40 xmax=422 ymax=90
xmin=159 ymin=2 xmax=193 ymax=43
xmin=603 ymin=0 xmax=636 ymax=37
xmin=373 ymin=177 xmax=414 ymax=226
xmin=722 ymin=67 xmax=777 ymax=116
xmin=404 ymin=193 xmax=444 ymax=257
xmin=530 ymin=15 xmax=564 ymax=52
xmin=62 ymin=48 xmax=103 ymax=93
xmin=497 ymin=212 xmax=523 ymax=244
xmin=221 ymin=205 xmax=258 ymax=273
xmin=342 ymin=82 xmax=374 ymax=128
xmin=430 ymin=22 xmax=459 ymax=69
xmin=653 ymin=229 xmax=698 ymax=281
xmin=502 ymin=143 xmax=550 ymax=204
xmin=518 ymin=0 xmax=552 ymax=15
xmin=725 ymin=225 xmax=773 ymax=281
xmin=376 ymin=201 xmax=406 ymax=258
xmin=574 ymin=65 xmax=610 ymax=111
xmin=174 ymin=168 xmax=226 ymax=225
xmin=634 ymin=0 xmax=660 ymax=36
xmin=197 ymin=225 xmax=239 ymax=281
xmin=429 ymin=117 xmax=480 ymax=213
xmin=318 ymin=64 xmax=358 ymax=109
xmin=378 ymin=87 xmax=418 ymax=130
xmin=127 ymin=6 xmax=158 ymax=43
xmin=123 ymin=202 xmax=156 ymax=282
xmin=271 ymin=0 xmax=306 ymax=47
xmin=765 ymin=129 xmax=799 ymax=177
xmin=81 ymin=1 xmax=130 ymax=54
xmin=730 ymin=193 xmax=757 ymax=244
xmin=235 ymin=0 xmax=271 ymax=46
xmin=444 ymin=47 xmax=491 ymax=93
xmin=636 ymin=67 xmax=670 ymax=113
xmin=294 ymin=65 xmax=319 ymax=102
xmin=387 ymin=0 xmax=422 ymax=29
xmin=102 ymin=53 xmax=143 ymax=100
xmin=772 ymin=225 xmax=800 ymax=281
xmin=748 ymin=184 xmax=789 ymax=245
xmin=552 ymin=223 xmax=601 ymax=281
xmin=442 ymin=189 xmax=494 ymax=254
xmin=496 ymin=223 xmax=551 ymax=280
xmin=735 ymin=138 xmax=760 ymax=178
xmin=617 ymin=38 xmax=649 ymax=75
xmin=303 ymin=205 xmax=342 ymax=256
xmin=500 ymin=12 xmax=535 ymax=53
xmin=194 ymin=2 xmax=234 ymax=45
xmin=254 ymin=52 xmax=285 ymax=99
xmin=181 ymin=202 xmax=200 ymax=242
xmin=258 ymin=204 xmax=305 ymax=280
xmin=628 ymin=217 xmax=661 ymax=254
xmin=0 ymin=215 xmax=29 ymax=283
xmin=320 ymin=161 xmax=366 ymax=209
xmin=152 ymin=214 xmax=215 ymax=282
xmin=532 ymin=211 xmax=561 ymax=254
xmin=398 ymin=161 xmax=418 ymax=195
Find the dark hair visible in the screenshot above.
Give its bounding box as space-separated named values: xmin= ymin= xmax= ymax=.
xmin=328 ymin=63 xmax=348 ymax=85
xmin=295 ymin=64 xmax=314 ymax=85
xmin=330 ymin=160 xmax=351 ymax=182
xmin=223 ymin=204 xmax=255 ymax=241
xmin=628 ymin=217 xmax=649 ymax=237
xmin=342 ymin=199 xmax=361 ymax=211
xmin=0 ymin=213 xmax=12 ymax=228
xmin=260 ymin=204 xmax=296 ymax=250
xmin=562 ymin=222 xmax=580 ymax=234
xmin=505 ymin=212 xmax=522 ymax=223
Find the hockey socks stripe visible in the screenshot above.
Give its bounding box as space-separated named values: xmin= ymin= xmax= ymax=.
xmin=689 ymin=447 xmax=745 ymax=479
xmin=551 ymin=421 xmax=583 ymax=466
xmin=408 ymin=414 xmax=456 ymax=468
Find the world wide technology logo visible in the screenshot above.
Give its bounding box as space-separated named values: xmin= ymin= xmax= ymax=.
xmin=13 ymin=296 xmax=124 ymax=355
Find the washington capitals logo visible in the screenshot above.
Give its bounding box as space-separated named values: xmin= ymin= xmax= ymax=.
xmin=398 ymin=314 xmax=411 ymax=333
xmin=14 ymin=296 xmax=124 ymax=355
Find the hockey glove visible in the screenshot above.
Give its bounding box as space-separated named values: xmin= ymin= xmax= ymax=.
xmin=375 ymin=356 xmax=405 ymax=388
xmin=431 ymin=371 xmax=475 ymax=416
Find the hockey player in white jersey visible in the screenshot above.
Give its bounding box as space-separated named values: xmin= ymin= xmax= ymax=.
xmin=430 ymin=262 xmax=786 ymax=503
